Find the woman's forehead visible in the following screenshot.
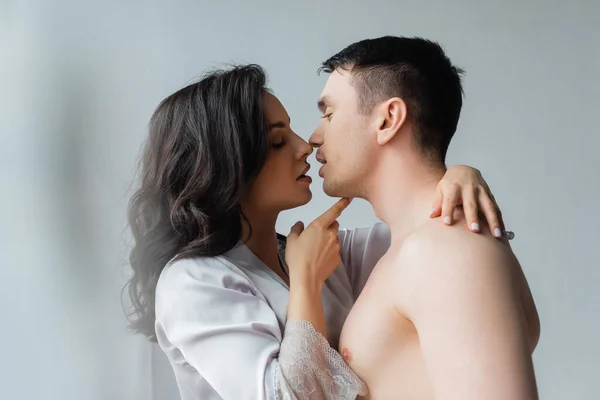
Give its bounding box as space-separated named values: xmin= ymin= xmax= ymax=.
xmin=263 ymin=92 xmax=290 ymax=126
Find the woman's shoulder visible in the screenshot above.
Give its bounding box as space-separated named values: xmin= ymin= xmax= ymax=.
xmin=156 ymin=254 xmax=253 ymax=296
xmin=154 ymin=253 xmax=261 ymax=320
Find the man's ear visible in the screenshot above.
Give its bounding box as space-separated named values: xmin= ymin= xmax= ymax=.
xmin=375 ymin=97 xmax=408 ymax=145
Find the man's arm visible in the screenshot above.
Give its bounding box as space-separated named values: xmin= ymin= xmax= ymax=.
xmin=395 ymin=228 xmax=538 ymax=400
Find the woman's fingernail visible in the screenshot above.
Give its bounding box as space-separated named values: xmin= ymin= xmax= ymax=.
xmin=471 ymin=222 xmax=480 ymax=231
xmin=494 ymin=227 xmax=502 ymax=238
xmin=430 ymin=208 xmax=436 ymax=216
xmin=444 ymin=216 xmax=451 ymax=224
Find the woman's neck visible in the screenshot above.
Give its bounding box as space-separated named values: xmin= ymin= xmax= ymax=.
xmin=241 ymin=211 xmax=284 ymax=280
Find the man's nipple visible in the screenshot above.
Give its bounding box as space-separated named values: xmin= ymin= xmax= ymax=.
xmin=342 ymin=347 xmax=353 ymax=363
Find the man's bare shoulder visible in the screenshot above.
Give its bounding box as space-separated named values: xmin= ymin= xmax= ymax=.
xmin=392 ymin=219 xmax=520 ymax=312
xmin=400 ymin=218 xmax=515 ymax=269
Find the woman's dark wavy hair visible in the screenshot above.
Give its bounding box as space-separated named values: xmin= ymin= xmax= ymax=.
xmin=125 ymin=64 xmax=271 ymax=341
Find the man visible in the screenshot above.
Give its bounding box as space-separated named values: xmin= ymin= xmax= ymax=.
xmin=309 ymin=36 xmax=540 ymax=399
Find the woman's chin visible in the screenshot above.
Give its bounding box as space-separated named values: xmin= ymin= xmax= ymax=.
xmin=284 ymin=190 xmax=312 ymax=210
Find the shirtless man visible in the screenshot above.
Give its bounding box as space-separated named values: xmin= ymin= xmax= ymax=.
xmin=309 ymin=36 xmax=541 ymax=399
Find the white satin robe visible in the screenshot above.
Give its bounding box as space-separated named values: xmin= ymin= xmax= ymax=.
xmin=154 ymin=223 xmax=390 ymax=400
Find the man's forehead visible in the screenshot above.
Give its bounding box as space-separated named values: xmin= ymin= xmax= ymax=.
xmin=319 ymin=70 xmax=352 ymax=101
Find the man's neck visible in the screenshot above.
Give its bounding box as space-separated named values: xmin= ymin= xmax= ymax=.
xmin=367 ymin=152 xmax=446 ymax=241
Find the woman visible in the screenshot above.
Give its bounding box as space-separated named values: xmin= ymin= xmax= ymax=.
xmin=126 ymin=65 xmax=506 ymax=399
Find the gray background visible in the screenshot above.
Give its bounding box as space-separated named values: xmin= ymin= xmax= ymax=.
xmin=1 ymin=0 xmax=598 ymax=399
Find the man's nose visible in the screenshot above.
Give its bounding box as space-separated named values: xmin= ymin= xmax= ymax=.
xmin=308 ymin=128 xmax=322 ymax=148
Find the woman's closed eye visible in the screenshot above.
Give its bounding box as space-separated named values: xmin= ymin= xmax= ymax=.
xmin=271 ymin=140 xmax=286 ymax=149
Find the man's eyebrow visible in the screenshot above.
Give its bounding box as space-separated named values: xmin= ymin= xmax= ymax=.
xmin=317 ymin=96 xmax=331 ymax=113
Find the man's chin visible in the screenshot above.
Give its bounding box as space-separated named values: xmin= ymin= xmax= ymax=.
xmin=322 ymin=181 xmax=345 ymax=198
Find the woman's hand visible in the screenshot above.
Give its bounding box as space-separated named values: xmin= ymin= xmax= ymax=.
xmin=285 ymin=198 xmax=351 ymax=337
xmin=286 ymin=198 xmax=351 ymax=286
xmin=430 ymin=165 xmax=506 ymax=238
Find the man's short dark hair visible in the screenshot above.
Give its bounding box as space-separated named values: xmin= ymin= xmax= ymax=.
xmin=320 ymin=36 xmax=464 ymax=163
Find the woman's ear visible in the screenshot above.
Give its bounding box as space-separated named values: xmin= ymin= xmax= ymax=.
xmin=375 ymin=97 xmax=408 ymax=145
